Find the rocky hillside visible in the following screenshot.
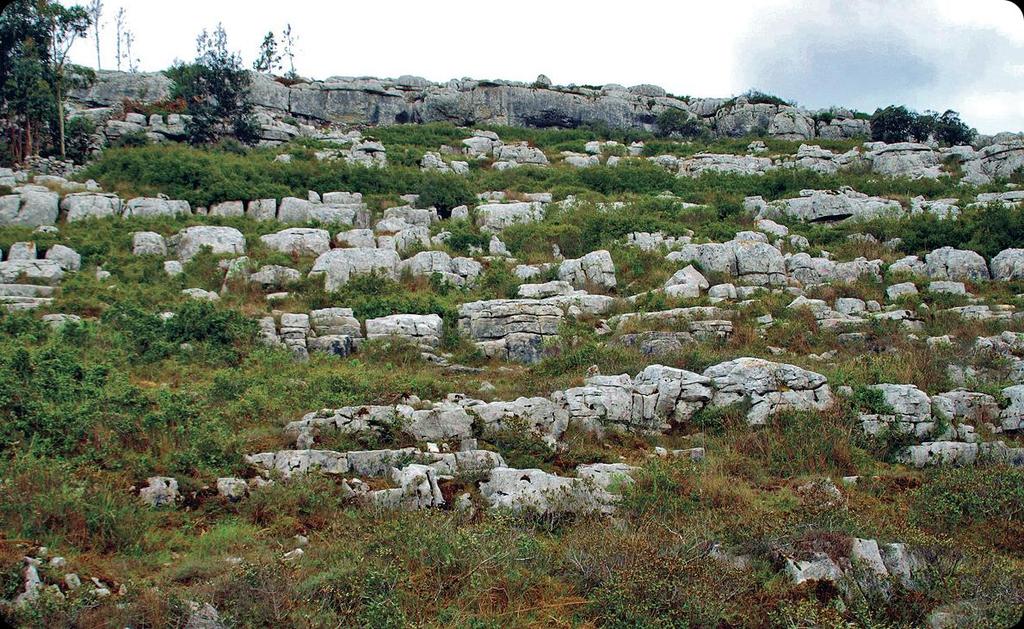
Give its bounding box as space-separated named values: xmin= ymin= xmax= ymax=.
xmin=1 ymin=103 xmax=1024 ymax=626
xmin=69 ymin=71 xmax=873 ymax=142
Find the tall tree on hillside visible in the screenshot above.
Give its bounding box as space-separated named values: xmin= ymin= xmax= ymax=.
xmin=253 ymin=31 xmax=280 ymax=73
xmin=113 ymin=7 xmax=137 ymax=73
xmin=114 ymin=6 xmax=123 ymax=70
xmin=0 ymin=0 xmax=94 ymax=162
xmin=87 ymin=0 xmax=102 ymax=70
xmin=41 ymin=1 xmax=91 ymax=158
xmin=282 ymin=23 xmax=297 ymax=79
xmin=170 ymin=24 xmax=258 ymax=145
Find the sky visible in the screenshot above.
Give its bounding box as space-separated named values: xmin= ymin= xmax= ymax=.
xmin=61 ymin=0 xmax=1024 ymax=134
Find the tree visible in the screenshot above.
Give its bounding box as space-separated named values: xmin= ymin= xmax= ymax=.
xmin=909 ymin=110 xmax=937 ymax=143
xmin=114 ymin=6 xmax=123 ymax=70
xmin=87 ymin=0 xmax=102 ymax=70
xmin=655 ymin=108 xmax=704 ymax=139
xmin=41 ymin=1 xmax=91 ymax=158
xmin=934 ymin=110 xmax=974 ymax=146
xmin=113 ymin=7 xmax=137 ymax=73
xmin=170 ymin=24 xmax=258 ymax=145
xmin=0 ymin=0 xmax=93 ymax=162
xmin=281 ymin=23 xmax=297 ymax=79
xmin=871 ymin=105 xmax=975 ymax=146
xmin=253 ymin=31 xmax=280 ymax=73
xmin=870 ymin=105 xmax=915 ymax=143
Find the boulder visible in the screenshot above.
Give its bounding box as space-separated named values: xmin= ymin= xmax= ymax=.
xmin=924 ymin=247 xmax=990 ymax=282
xmin=702 ymin=357 xmax=834 ymax=425
xmin=174 ymin=226 xmax=246 ymax=262
xmin=62 ymin=193 xmax=121 ymax=221
xmin=400 ymin=250 xmax=481 ymax=287
xmin=132 ymin=231 xmax=167 ymax=256
xmin=990 ymin=248 xmax=1024 ymax=281
xmin=0 ymin=260 xmax=64 ymax=285
xmin=209 ymin=200 xmax=244 ymax=217
xmin=476 ymin=202 xmax=545 ymax=232
xmin=139 ymin=476 xmax=179 ymax=507
xmin=558 ymin=250 xmax=617 ymax=290
xmin=370 ymin=464 xmax=445 ymax=510
xmin=663 ymin=265 xmax=709 ymax=298
xmin=44 ymin=245 xmax=81 ymax=271
xmin=123 ymin=197 xmax=190 ymax=218
xmin=260 ymin=228 xmax=331 ymax=256
xmin=365 ymin=313 xmax=444 ymax=348
xmin=246 ymin=198 xmax=277 ymax=221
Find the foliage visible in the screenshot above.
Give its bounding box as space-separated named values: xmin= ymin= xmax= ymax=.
xmin=655 ymin=108 xmax=705 ymax=139
xmin=168 ymin=24 xmax=258 ymax=146
xmin=871 ymin=106 xmax=974 ymax=146
xmin=740 ymin=89 xmax=792 ymax=106
xmin=870 ymin=105 xmax=916 ymax=143
xmin=0 ymin=0 xmax=93 ymax=161
xmin=912 ymin=466 xmax=1024 ymax=530
xmin=253 ymin=31 xmax=280 ymax=73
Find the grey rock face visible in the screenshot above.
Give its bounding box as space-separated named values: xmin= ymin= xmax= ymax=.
xmin=62 ymin=193 xmax=121 ymax=221
xmin=866 ymin=142 xmax=942 ymax=179
xmin=677 ymin=153 xmax=775 ymax=177
xmin=702 ymin=357 xmax=834 ymax=425
xmin=249 ymin=265 xmax=302 ymax=288
xmin=123 ymin=197 xmax=190 ymax=218
xmin=558 ymin=250 xmax=617 ymax=290
xmin=365 ymin=313 xmax=444 ymax=348
xmin=139 ymin=476 xmax=179 ymax=507
xmin=216 ymin=478 xmax=248 ymax=502
xmin=476 ymin=202 xmax=545 ymax=233
xmin=479 ymin=463 xmax=635 ymax=515
xmin=370 ymin=464 xmax=445 ymax=510
xmin=754 ymin=188 xmax=902 ymax=223
xmin=400 ymin=251 xmax=481 ymax=287
xmin=76 ymin=71 xmax=871 ymax=140
xmin=310 ymin=247 xmax=401 ymax=290
xmin=924 ymin=247 xmax=990 ymax=282
xmin=961 ymin=140 xmax=1024 ymax=185
xmin=173 ymin=226 xmax=246 ymax=262
xmin=69 ymin=70 xmax=173 ymax=106
xmin=0 ymin=190 xmax=59 ymax=226
xmin=132 ymin=231 xmax=167 ymax=256
xmin=44 ymin=245 xmax=81 ymax=271
xmin=260 ymin=228 xmax=332 ymax=256
xmin=990 ymin=248 xmax=1024 ymax=280
xmin=0 ymin=260 xmax=65 ymax=285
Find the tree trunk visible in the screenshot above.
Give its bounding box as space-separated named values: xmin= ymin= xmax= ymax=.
xmin=56 ymin=76 xmax=66 ymax=159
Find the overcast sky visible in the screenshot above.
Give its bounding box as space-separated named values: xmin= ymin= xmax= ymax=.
xmin=63 ymin=0 xmax=1024 ymax=134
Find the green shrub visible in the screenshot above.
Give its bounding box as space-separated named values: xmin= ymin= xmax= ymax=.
xmin=110 ymin=130 xmax=151 ymax=149
xmin=912 ymin=467 xmax=1024 ymax=530
xmin=655 ymin=108 xmax=704 ymax=139
xmin=414 ymin=173 xmax=474 ymax=214
xmin=0 ymin=454 xmax=148 ymax=552
xmin=871 ymin=105 xmax=916 ymax=143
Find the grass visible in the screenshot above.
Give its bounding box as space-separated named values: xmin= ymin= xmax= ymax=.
xmin=3 ymin=125 xmax=1024 ymax=626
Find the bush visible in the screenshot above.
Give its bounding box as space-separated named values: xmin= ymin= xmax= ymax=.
xmin=64 ymin=115 xmax=95 ymax=163
xmin=933 ymin=110 xmax=974 ymax=146
xmin=912 ymin=467 xmax=1024 ymax=531
xmin=110 ymin=130 xmax=150 ymax=149
xmin=655 ymin=108 xmax=704 ymax=139
xmin=740 ymin=89 xmax=792 ymax=106
xmin=871 ymin=106 xmax=974 ymax=146
xmin=168 ymin=25 xmax=258 ymax=146
xmin=871 ymin=105 xmax=916 ymax=143
xmin=414 ymin=173 xmax=474 ymax=214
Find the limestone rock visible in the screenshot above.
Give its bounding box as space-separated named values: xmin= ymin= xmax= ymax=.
xmin=173 ymin=226 xmax=246 ymax=262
